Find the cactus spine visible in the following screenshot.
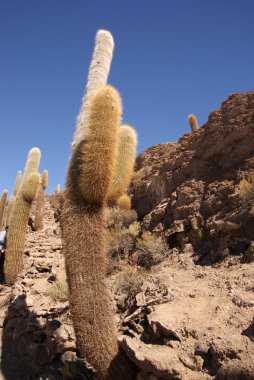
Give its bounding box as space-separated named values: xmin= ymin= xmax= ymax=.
xmin=4 ymin=148 xmax=41 ymax=285
xmin=73 ymin=30 xmax=114 ymax=148
xmin=188 ymin=114 xmax=199 ymax=132
xmin=0 ymin=190 xmax=8 ymax=230
xmin=107 ymin=125 xmax=137 ymax=204
xmin=34 ymin=170 xmax=48 ymax=231
xmin=62 ymin=85 xmax=136 ymax=379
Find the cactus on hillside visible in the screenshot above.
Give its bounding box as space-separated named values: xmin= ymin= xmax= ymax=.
xmin=55 ymin=184 xmax=61 ymax=194
xmin=34 ymin=170 xmax=48 ymax=231
xmin=13 ymin=171 xmax=22 ymax=197
xmin=0 ymin=190 xmax=8 ymax=230
xmin=6 ymin=195 xmax=16 ymax=227
xmin=62 ymin=85 xmax=136 ymax=379
xmin=117 ymin=194 xmax=132 ymax=210
xmin=4 ymin=148 xmax=41 ymax=285
xmin=188 ymin=114 xmax=199 ymax=132
xmin=73 ymin=30 xmax=114 ymax=149
xmin=107 ymin=124 xmax=137 ymax=204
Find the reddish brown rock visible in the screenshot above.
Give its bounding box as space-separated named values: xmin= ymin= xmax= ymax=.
xmin=132 ymin=92 xmax=254 ymax=262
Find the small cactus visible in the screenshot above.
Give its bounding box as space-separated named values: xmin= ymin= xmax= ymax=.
xmin=107 ymin=124 xmax=137 ymax=204
xmin=117 ymin=194 xmax=132 ymax=210
xmin=55 ymin=184 xmax=61 ymax=194
xmin=4 ymin=148 xmax=41 ymax=285
xmin=188 ymin=114 xmax=199 ymax=132
xmin=0 ymin=190 xmax=8 ymax=230
xmin=34 ymin=170 xmax=48 ymax=231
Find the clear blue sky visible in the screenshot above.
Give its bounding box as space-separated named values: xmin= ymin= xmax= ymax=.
xmin=1 ymin=0 xmax=253 ymax=194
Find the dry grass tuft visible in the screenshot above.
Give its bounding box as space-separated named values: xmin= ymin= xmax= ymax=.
xmin=48 ymin=280 xmax=69 ymax=302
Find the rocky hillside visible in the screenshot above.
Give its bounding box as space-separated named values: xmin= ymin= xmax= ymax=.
xmin=0 ymin=92 xmax=254 ymax=380
xmin=132 ymin=92 xmax=254 ymax=263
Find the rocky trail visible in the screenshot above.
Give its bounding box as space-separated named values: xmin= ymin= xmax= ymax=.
xmin=0 ymin=196 xmax=253 ymax=379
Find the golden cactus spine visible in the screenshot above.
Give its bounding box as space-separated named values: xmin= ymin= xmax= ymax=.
xmin=107 ymin=124 xmax=137 ymax=204
xmin=13 ymin=171 xmax=22 ymax=196
xmin=0 ymin=190 xmax=8 ymax=230
xmin=62 ymin=85 xmax=136 ymax=379
xmin=4 ymin=148 xmax=41 ymax=285
xmin=34 ymin=170 xmax=48 ymax=231
xmin=73 ymin=30 xmax=114 ymax=148
xmin=188 ymin=114 xmax=199 ymax=132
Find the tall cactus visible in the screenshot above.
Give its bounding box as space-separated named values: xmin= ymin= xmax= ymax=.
xmin=62 ymin=85 xmax=136 ymax=379
xmin=188 ymin=114 xmax=199 ymax=132
xmin=73 ymin=30 xmax=114 ymax=149
xmin=6 ymin=195 xmax=16 ymax=227
xmin=0 ymin=190 xmax=8 ymax=230
xmin=5 ymin=171 xmax=22 ymax=227
xmin=107 ymin=124 xmax=137 ymax=204
xmin=13 ymin=171 xmax=22 ymax=197
xmin=34 ymin=170 xmax=48 ymax=231
xmin=4 ymin=148 xmax=41 ymax=285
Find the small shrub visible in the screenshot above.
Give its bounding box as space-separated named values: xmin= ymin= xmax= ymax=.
xmin=105 ymin=206 xmax=137 ymax=228
xmin=115 ymin=267 xmax=147 ymax=308
xmin=239 ymin=177 xmax=254 ymax=207
xmin=132 ymin=168 xmax=144 ymax=187
xmin=107 ymin=221 xmax=141 ymax=274
xmin=136 ymin=231 xmax=169 ymax=270
xmin=61 ymin=360 xmax=93 ymax=379
xmin=48 ymin=280 xmax=69 ymax=302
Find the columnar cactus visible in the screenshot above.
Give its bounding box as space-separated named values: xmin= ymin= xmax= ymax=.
xmin=4 ymin=148 xmax=41 ymax=285
xmin=107 ymin=124 xmax=137 ymax=204
xmin=62 ymin=85 xmax=136 ymax=379
xmin=6 ymin=195 xmax=16 ymax=227
xmin=34 ymin=170 xmax=48 ymax=231
xmin=73 ymin=30 xmax=114 ymax=148
xmin=55 ymin=184 xmax=61 ymax=194
xmin=188 ymin=114 xmax=199 ymax=132
xmin=117 ymin=194 xmax=132 ymax=210
xmin=13 ymin=171 xmax=22 ymax=197
xmin=0 ymin=190 xmax=8 ymax=230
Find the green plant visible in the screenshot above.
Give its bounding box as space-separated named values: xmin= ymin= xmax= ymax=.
xmin=136 ymin=231 xmax=169 ymax=270
xmin=34 ymin=169 xmax=48 ymax=230
xmin=188 ymin=114 xmax=199 ymax=132
xmin=48 ymin=280 xmax=69 ymax=302
xmin=4 ymin=148 xmax=41 ymax=285
xmin=62 ymin=85 xmax=136 ymax=379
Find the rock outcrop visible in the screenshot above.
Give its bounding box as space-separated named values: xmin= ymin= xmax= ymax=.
xmin=132 ymin=92 xmax=254 ymax=263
